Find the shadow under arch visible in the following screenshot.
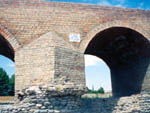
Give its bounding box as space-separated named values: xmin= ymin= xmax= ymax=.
xmin=80 ymin=20 xmax=150 ymax=53
xmin=0 ymin=24 xmax=20 ymax=52
xmin=84 ymin=27 xmax=150 ymax=97
xmin=0 ymin=34 xmax=14 ymax=61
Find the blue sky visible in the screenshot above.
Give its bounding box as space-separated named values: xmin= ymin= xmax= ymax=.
xmin=0 ymin=0 xmax=150 ymax=92
xmin=46 ymin=0 xmax=150 ymax=10
xmin=0 ymin=55 xmax=14 ymax=78
xmin=84 ymin=55 xmax=111 ymax=91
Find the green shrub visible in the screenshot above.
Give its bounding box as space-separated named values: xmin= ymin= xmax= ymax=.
xmin=0 ymin=68 xmax=15 ymax=96
xmin=0 ymin=68 xmax=9 ymax=96
xmin=88 ymin=87 xmax=105 ymax=94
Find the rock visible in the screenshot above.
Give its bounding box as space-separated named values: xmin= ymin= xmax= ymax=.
xmin=25 ymin=86 xmax=42 ymax=95
xmin=39 ymin=109 xmax=47 ymax=113
xmin=36 ymin=104 xmax=42 ymax=108
xmin=44 ymin=102 xmax=50 ymax=106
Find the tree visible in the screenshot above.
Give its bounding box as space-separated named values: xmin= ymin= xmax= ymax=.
xmin=88 ymin=86 xmax=105 ymax=94
xmin=98 ymin=87 xmax=105 ymax=94
xmin=9 ymin=74 xmax=15 ymax=96
xmin=0 ymin=68 xmax=9 ymax=96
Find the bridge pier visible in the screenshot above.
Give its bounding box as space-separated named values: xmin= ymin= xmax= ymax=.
xmin=15 ymin=32 xmax=86 ymax=94
xmin=13 ymin=32 xmax=87 ymax=113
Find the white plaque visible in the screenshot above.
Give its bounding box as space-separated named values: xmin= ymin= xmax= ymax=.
xmin=69 ymin=34 xmax=80 ymax=42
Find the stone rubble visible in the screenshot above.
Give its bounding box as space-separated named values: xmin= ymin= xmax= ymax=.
xmin=0 ymin=86 xmax=150 ymax=113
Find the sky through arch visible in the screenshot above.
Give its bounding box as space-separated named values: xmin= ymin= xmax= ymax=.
xmin=84 ymin=55 xmax=111 ymax=92
xmin=0 ymin=55 xmax=15 ymax=78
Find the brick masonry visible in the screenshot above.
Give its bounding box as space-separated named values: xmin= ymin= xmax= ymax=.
xmin=0 ymin=0 xmax=149 ymax=92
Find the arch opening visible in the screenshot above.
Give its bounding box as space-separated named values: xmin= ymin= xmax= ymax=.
xmin=84 ymin=55 xmax=112 ymax=97
xmin=85 ymin=27 xmax=150 ymax=97
xmin=0 ymin=34 xmax=15 ymax=98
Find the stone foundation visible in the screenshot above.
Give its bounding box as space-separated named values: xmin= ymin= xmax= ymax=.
xmin=1 ymin=85 xmax=85 ymax=113
xmin=0 ymin=87 xmax=150 ymax=113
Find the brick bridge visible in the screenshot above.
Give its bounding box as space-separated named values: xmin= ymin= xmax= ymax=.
xmin=0 ymin=0 xmax=150 ymax=112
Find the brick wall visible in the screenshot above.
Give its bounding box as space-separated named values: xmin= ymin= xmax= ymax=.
xmin=0 ymin=0 xmax=149 ymax=97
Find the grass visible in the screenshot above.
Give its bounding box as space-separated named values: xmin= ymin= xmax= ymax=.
xmin=0 ymin=96 xmax=14 ymax=102
xmin=82 ymin=93 xmax=112 ymax=99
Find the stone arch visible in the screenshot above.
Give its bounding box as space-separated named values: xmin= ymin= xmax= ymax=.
xmin=0 ymin=24 xmax=17 ymax=96
xmin=83 ymin=25 xmax=150 ymax=97
xmin=0 ymin=24 xmax=21 ymax=61
xmin=0 ymin=24 xmax=20 ymax=52
xmin=80 ymin=20 xmax=150 ymax=52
